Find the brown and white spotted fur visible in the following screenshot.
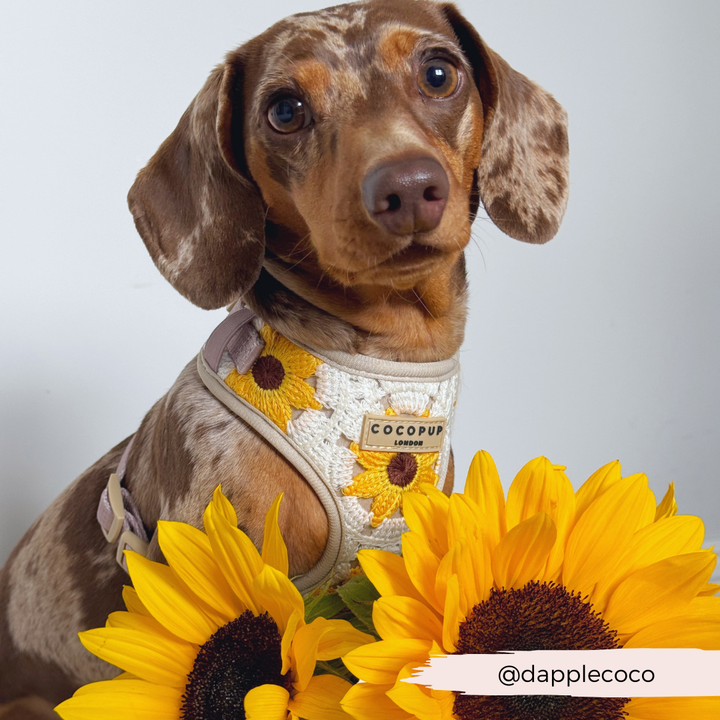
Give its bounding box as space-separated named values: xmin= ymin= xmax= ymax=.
xmin=0 ymin=1 xmax=568 ymax=716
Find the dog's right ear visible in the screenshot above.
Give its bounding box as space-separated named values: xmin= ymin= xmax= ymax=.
xmin=128 ymin=51 xmax=265 ymax=310
xmin=440 ymin=3 xmax=570 ymax=244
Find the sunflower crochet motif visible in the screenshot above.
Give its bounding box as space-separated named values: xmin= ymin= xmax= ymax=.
xmin=224 ymin=325 xmax=323 ymax=432
xmin=344 ymin=442 xmax=440 ymax=528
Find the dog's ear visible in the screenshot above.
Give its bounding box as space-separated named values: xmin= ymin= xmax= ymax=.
xmin=441 ymin=4 xmax=569 ymax=244
xmin=127 ymin=52 xmax=265 ymax=309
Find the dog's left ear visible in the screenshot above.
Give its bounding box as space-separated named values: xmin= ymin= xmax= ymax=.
xmin=127 ymin=51 xmax=265 ymax=309
xmin=441 ymin=4 xmax=570 ymax=244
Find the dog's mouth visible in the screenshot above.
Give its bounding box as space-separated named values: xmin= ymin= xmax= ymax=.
xmin=325 ymin=238 xmax=454 ymax=287
xmin=379 ymin=239 xmax=445 ymax=268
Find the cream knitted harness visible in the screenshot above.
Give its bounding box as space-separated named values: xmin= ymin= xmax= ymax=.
xmin=196 ymin=306 xmax=460 ymax=593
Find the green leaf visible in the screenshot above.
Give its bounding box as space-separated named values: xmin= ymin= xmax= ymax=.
xmin=304 ymin=590 xmax=346 ymax=623
xmin=335 ymin=574 xmax=380 ymax=635
xmin=315 ymin=659 xmax=357 ymax=683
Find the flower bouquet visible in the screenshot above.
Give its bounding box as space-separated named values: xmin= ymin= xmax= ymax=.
xmin=56 ymin=453 xmax=719 ymax=720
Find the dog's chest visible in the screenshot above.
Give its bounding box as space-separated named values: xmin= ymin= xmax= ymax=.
xmin=197 ymin=310 xmax=460 ymax=591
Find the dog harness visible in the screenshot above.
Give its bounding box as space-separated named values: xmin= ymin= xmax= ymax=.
xmin=99 ymin=304 xmax=460 ymax=593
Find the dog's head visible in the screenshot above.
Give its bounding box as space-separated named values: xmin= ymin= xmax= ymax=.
xmin=128 ymin=0 xmax=568 ymax=310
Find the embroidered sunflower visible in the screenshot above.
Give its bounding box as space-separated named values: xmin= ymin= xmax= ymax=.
xmin=225 ymin=325 xmax=323 ymax=432
xmin=55 ymin=488 xmax=372 ymax=720
xmin=344 ymin=441 xmax=439 ymax=528
xmin=342 ymin=452 xmax=719 ymax=720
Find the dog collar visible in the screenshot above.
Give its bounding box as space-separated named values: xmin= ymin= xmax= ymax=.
xmin=197 ymin=305 xmax=460 ymax=593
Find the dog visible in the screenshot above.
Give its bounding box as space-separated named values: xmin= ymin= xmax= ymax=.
xmin=0 ymin=0 xmax=568 ymax=715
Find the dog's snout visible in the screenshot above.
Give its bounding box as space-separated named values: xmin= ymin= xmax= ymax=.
xmin=362 ymin=157 xmax=449 ymax=236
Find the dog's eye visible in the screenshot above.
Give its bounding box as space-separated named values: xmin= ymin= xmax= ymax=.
xmin=267 ymin=97 xmax=311 ymax=133
xmin=418 ymin=59 xmax=459 ymax=99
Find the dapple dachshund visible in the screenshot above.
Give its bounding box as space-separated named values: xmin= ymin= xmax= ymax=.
xmin=0 ymin=0 xmax=568 ymax=716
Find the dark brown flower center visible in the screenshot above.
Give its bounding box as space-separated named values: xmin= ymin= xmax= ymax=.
xmin=251 ymin=355 xmax=285 ymax=390
xmin=181 ymin=611 xmax=290 ymax=720
xmin=453 ymin=582 xmax=628 ymax=720
xmin=386 ymin=453 xmax=418 ymax=487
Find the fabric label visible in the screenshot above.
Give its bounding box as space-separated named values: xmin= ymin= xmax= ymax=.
xmin=359 ymin=414 xmax=447 ymax=453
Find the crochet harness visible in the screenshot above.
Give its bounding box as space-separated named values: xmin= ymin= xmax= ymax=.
xmin=98 ymin=304 xmax=460 ymax=593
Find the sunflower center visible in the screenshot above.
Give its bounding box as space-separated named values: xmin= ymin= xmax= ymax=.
xmin=181 ymin=611 xmax=290 ymax=720
xmin=386 ymin=453 xmax=418 ymax=487
xmin=252 ymin=355 xmax=285 ymax=390
xmin=453 ymin=582 xmax=628 ymax=720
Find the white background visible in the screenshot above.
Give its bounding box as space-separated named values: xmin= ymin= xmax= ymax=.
xmin=1 ymin=1 xmax=718 ymax=574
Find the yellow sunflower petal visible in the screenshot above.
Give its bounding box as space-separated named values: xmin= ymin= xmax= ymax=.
xmin=125 ymin=551 xmax=218 ymax=645
xmin=288 ymin=674 xmax=354 ymax=720
xmin=574 ymin=460 xmax=622 ymax=518
xmin=504 ymin=457 xmax=575 ymax=579
xmin=372 ymin=596 xmax=443 ymax=643
xmin=562 ymin=474 xmax=656 ymax=598
xmin=342 ymin=639 xmax=432 ymax=685
xmin=464 ymin=450 xmax=506 ymax=543
xmin=699 ymin=582 xmax=720 ymax=596
xmin=603 ymin=551 xmax=717 ymax=638
xmin=204 ymin=501 xmax=263 ymax=614
xmin=435 ymin=542 xmax=476 ymax=617
xmin=281 ymin=609 xmax=303 ymax=675
xmin=624 ymin=596 xmax=720 ymax=649
xmin=434 ymin=688 xmax=455 ymax=720
xmin=402 ymin=532 xmax=442 ymax=613
xmin=655 ymin=482 xmax=678 ymax=520
xmin=402 ymin=492 xmax=449 ymax=558
xmin=262 ymin=494 xmax=289 ymax=576
xmin=341 ymin=682 xmax=413 ymax=720
xmin=593 ymin=515 xmax=706 ymax=608
xmin=462 ymin=535 xmax=494 ymax=608
xmin=157 ymin=520 xmax=239 ymax=620
xmin=55 ymin=680 xmax=181 ymax=720
xmin=122 ymin=585 xmax=150 ymax=617
xmin=625 ymin=697 xmax=720 ymax=720
xmin=315 ymin=620 xmax=376 ymax=660
xmin=356 ymin=549 xmax=428 ymax=607
xmin=210 ymin=484 xmax=238 ymax=526
xmin=291 ymin=619 xmax=327 ymax=692
xmin=253 ymin=564 xmax=304 ymax=635
xmin=625 ymin=473 xmax=659 ymax=521
xmin=386 ymin=663 xmax=443 ymax=720
xmin=78 ymin=627 xmax=195 ymax=687
xmin=505 ymin=457 xmax=570 ymax=528
xmin=105 ymin=611 xmax=179 ymax=640
xmin=441 ymin=573 xmax=463 ymax=652
xmin=245 ymin=684 xmax=290 ymax=720
xmin=446 ymin=494 xmax=485 ymax=549
xmin=492 ymin=512 xmax=557 ymax=590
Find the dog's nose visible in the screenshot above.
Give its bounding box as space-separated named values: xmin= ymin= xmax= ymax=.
xmin=362 ymin=157 xmax=449 ymax=236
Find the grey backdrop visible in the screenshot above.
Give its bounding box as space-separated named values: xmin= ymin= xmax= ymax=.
xmin=2 ymin=1 xmax=719 ymax=576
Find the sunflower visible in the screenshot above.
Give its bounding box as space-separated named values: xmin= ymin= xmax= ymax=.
xmin=225 ymin=325 xmax=323 ymax=431
xmin=344 ymin=443 xmax=439 ymax=528
xmin=341 ymin=452 xmax=720 ymax=720
xmin=55 ymin=487 xmax=373 ymax=720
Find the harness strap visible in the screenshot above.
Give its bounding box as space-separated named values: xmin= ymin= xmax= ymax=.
xmin=96 ymin=436 xmax=150 ymax=572
xmin=96 ymin=307 xmax=460 ymax=590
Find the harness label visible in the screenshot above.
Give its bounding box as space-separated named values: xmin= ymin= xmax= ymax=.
xmin=359 ymin=413 xmax=447 ymax=453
